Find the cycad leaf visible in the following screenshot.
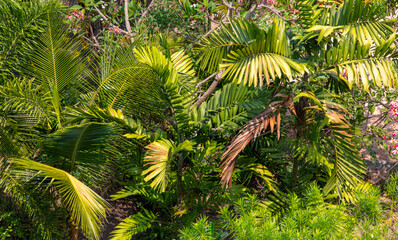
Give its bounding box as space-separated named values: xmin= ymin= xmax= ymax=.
xmin=10 ymin=158 xmax=109 ymax=240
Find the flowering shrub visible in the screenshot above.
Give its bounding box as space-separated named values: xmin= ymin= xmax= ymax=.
xmin=390 ymin=102 xmax=398 ymax=121
xmin=65 ymin=10 xmax=84 ymax=21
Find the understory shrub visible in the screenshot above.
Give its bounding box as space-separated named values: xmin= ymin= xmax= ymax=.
xmin=386 ymin=171 xmax=398 ymax=201
xmin=180 ymin=184 xmax=398 ymax=240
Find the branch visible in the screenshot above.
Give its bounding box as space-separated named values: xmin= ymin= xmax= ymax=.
xmin=196 ymin=71 xmax=218 ymax=87
xmin=247 ymin=4 xmax=298 ymax=23
xmin=93 ymin=6 xmax=131 ymax=35
xmin=194 ymin=69 xmax=225 ymax=107
xmin=89 ymin=24 xmax=102 ymax=50
xmin=138 ymin=0 xmax=156 ymax=24
xmin=124 ymin=0 xmax=132 ymax=34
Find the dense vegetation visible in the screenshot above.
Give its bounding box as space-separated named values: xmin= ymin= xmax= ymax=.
xmin=1 ymin=0 xmax=398 ymax=239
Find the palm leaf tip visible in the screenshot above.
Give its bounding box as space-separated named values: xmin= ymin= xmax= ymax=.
xmin=10 ymin=158 xmax=109 ymax=240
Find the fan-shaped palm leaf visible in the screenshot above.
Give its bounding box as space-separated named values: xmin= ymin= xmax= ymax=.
xmin=10 ymin=158 xmax=109 ymax=240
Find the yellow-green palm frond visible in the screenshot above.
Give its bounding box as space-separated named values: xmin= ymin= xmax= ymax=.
xmin=221 ymin=20 xmax=306 ymax=87
xmin=142 ymin=140 xmax=193 ymax=192
xmin=321 ymin=34 xmax=398 ymax=91
xmin=197 ymin=18 xmax=262 ymax=73
xmin=10 ymin=158 xmax=109 ymax=240
xmin=134 ymin=46 xmax=194 ymax=133
xmin=303 ymin=0 xmax=396 ymax=44
xmin=142 ymin=139 xmax=176 ymax=192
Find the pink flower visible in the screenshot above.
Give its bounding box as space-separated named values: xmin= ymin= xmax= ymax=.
xmin=383 ymin=135 xmax=387 ymax=140
xmin=109 ymin=26 xmax=122 ymax=34
xmin=390 ymin=102 xmax=398 ymax=116
xmin=393 ymin=133 xmax=396 ymax=137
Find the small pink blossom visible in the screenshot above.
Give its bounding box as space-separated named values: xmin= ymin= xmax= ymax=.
xmin=383 ymin=135 xmax=387 ymax=140
xmin=109 ymin=26 xmax=122 ymax=34
xmin=391 ymin=102 xmax=398 ymax=116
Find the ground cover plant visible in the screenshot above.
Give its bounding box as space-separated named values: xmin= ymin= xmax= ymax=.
xmin=1 ymin=0 xmax=398 ymax=239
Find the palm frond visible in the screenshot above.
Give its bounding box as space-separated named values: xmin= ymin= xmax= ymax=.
xmin=110 ymin=209 xmax=157 ymax=240
xmin=10 ymin=158 xmax=109 ymax=240
xmin=0 ymin=77 xmax=53 ymax=124
xmin=303 ymin=0 xmax=395 ymax=44
xmin=0 ymin=0 xmax=63 ymax=79
xmin=219 ymin=19 xmax=306 ymax=87
xmin=321 ymin=34 xmax=398 ymax=91
xmin=43 ymin=123 xmax=117 ymax=172
xmin=323 ymin=121 xmax=366 ymax=199
xmin=142 ymin=140 xmax=193 ymax=192
xmin=29 ymin=13 xmax=87 ymax=126
xmin=91 ymin=46 xmax=163 ymax=115
xmin=193 ymin=83 xmax=270 ymax=133
xmin=134 ymin=46 xmax=193 ymax=133
xmin=197 ymin=18 xmax=261 ymax=73
xmin=220 ymin=94 xmax=294 ymax=187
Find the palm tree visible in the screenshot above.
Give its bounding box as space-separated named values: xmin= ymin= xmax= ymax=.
xmin=196 ymin=0 xmax=398 ymax=199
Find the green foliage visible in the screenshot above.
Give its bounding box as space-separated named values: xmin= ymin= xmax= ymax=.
xmin=386 ymin=171 xmax=398 ymax=201
xmin=351 ymin=185 xmax=382 ymax=223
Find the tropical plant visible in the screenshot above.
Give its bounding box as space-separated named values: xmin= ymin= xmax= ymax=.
xmin=196 ymin=0 xmax=398 ymax=200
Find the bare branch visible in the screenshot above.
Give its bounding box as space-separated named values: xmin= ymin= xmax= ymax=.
xmin=246 ymin=4 xmax=298 ymax=23
xmin=138 ymin=0 xmax=156 ymax=24
xmin=194 ymin=69 xmax=225 ymax=107
xmin=124 ymin=0 xmax=132 ymax=34
xmin=93 ymin=6 xmax=130 ymax=35
xmin=196 ymin=72 xmax=218 ymax=87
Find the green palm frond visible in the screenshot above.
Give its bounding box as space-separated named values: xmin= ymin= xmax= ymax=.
xmin=43 ymin=123 xmax=117 ymax=172
xmin=10 ymin=158 xmax=109 ymax=240
xmin=293 ymin=91 xmax=366 ymax=200
xmin=321 ymin=34 xmax=398 ymax=91
xmin=134 ymin=46 xmax=193 ymax=133
xmin=297 ymin=0 xmax=324 ymax=29
xmin=0 ymin=0 xmax=63 ymax=79
xmin=29 ymin=13 xmax=87 ymax=127
xmin=199 ymin=19 xmax=306 ymax=87
xmin=110 ymin=209 xmax=157 ymax=240
xmin=197 ymin=18 xmax=261 ymax=73
xmin=303 ymin=0 xmax=395 ymax=44
xmin=193 ymin=83 xmax=269 ymax=132
xmin=91 ymin=46 xmax=163 ymax=115
xmin=142 ymin=140 xmax=193 ymax=192
xmin=323 ymin=122 xmax=366 ymax=199
xmin=0 ymin=77 xmax=53 ymax=124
